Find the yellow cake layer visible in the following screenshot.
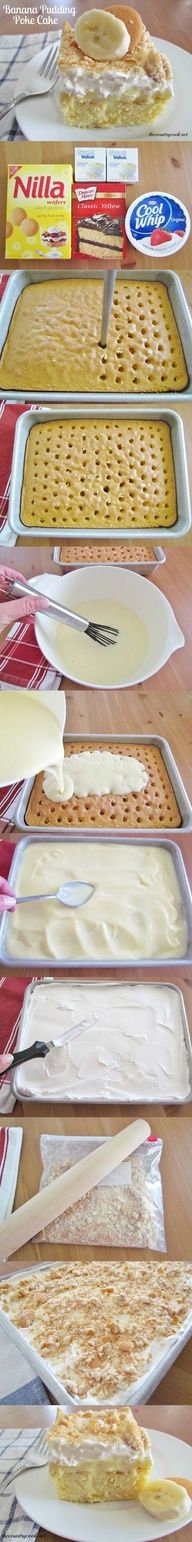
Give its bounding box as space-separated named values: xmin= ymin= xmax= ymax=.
xmin=20 ymin=416 xmax=177 ymax=530
xmin=49 ymin=1455 xmax=151 ymax=1503
xmin=0 ymin=279 xmax=188 ymax=395
xmin=60 ymin=87 xmax=171 ymax=129
xmin=59 ymin=540 xmax=156 ymax=562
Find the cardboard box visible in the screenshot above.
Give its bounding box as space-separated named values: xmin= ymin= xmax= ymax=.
xmin=107 ymin=148 xmax=138 ymax=183
xmin=75 ymin=147 xmax=106 ymax=182
xmin=73 ymin=183 xmax=127 ymax=264
xmin=5 ymin=164 xmax=72 ymax=260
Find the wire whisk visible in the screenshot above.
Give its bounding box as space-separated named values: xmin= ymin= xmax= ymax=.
xmin=11 ymin=579 xmax=119 ymax=647
xmin=86 ymin=622 xmax=119 ymax=646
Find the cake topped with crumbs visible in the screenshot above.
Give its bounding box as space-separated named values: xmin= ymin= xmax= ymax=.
xmin=0 ymin=1262 xmax=191 ymax=1402
xmin=48 ymin=1406 xmax=152 ymax=1501
xmin=58 ymin=6 xmax=173 ymax=129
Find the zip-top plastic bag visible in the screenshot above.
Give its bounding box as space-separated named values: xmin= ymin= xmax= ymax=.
xmin=39 ymin=1133 xmax=166 ymax=1250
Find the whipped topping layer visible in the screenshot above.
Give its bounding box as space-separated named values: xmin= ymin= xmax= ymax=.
xmin=43 ymin=750 xmax=148 ymax=803
xmin=5 ymin=841 xmax=188 ymax=964
xmin=61 ymin=66 xmax=172 ymax=100
xmin=15 ymin=981 xmax=190 ymax=1101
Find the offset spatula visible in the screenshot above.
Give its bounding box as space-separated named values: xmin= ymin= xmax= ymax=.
xmin=11 ymin=1016 xmax=92 ymax=1070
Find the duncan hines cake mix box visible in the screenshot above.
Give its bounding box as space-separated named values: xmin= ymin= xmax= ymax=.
xmin=5 ymin=165 xmax=72 ymax=260
xmin=72 ymin=183 xmax=128 ymax=264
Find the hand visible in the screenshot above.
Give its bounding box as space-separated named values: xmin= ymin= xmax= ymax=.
xmin=0 ymin=566 xmax=49 ymax=625
xmin=0 ymin=1052 xmax=13 ymax=1073
xmin=0 ymin=876 xmax=16 ymax=912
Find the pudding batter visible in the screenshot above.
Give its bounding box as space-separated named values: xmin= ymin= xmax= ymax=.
xmin=43 ymin=599 xmax=148 ymax=687
xmin=43 ymin=750 xmax=148 ymax=801
xmin=4 ymin=840 xmax=188 ymax=962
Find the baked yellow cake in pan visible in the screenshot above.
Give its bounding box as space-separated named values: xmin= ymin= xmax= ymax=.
xmin=24 ymin=740 xmax=181 ymax=831
xmin=0 ymin=279 xmax=188 ymax=396
xmin=0 ymin=1262 xmax=191 ymax=1401
xmin=20 ymin=416 xmax=177 ymax=530
xmin=58 ymin=6 xmax=173 ymax=129
xmin=59 ymin=540 xmax=156 ymax=563
xmin=48 ymin=1408 xmax=152 ymax=1503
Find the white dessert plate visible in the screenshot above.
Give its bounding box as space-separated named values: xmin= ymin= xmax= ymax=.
xmin=15 ymin=1430 xmax=192 ymax=1541
xmin=15 ymin=41 xmax=192 ymax=142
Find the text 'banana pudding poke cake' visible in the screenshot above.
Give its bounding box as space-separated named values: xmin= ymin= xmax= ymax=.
xmin=0 ymin=1262 xmax=191 ymax=1401
xmin=58 ymin=6 xmax=173 ymax=129
xmin=0 ymin=278 xmax=188 ymax=395
xmin=48 ymin=1408 xmax=152 ymax=1502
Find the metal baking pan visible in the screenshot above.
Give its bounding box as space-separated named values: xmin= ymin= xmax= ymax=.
xmin=7 ymin=402 xmax=191 ymax=540
xmin=0 ymin=1261 xmax=192 ymax=1408
xmin=12 ymin=977 xmax=192 ymax=1105
xmin=0 ymin=833 xmax=191 ymax=969
xmin=1 ymin=269 xmax=192 ymax=402
xmin=54 ymin=543 xmax=166 ymax=574
xmin=15 ymin=733 xmax=192 ymax=835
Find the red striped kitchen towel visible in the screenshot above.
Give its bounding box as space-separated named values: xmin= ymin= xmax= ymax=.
xmin=0 ymin=948 xmax=30 ymax=1114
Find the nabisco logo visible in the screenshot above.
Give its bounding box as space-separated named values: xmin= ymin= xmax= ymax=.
xmin=12 ymin=173 xmax=66 ymax=201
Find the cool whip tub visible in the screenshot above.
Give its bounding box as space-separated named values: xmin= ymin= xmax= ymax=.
xmin=125 ymin=192 xmax=190 ymax=259
xmin=13 ymin=980 xmax=192 ymax=1104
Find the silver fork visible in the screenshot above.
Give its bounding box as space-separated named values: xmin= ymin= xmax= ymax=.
xmin=0 ymin=42 xmax=59 ymax=122
xmin=0 ymin=1431 xmax=48 ymax=1492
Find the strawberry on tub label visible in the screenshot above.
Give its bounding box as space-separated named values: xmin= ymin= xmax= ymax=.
xmin=125 ymin=192 xmax=190 ymax=258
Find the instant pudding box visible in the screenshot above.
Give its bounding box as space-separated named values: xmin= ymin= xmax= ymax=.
xmin=5 ymin=164 xmax=72 ymax=260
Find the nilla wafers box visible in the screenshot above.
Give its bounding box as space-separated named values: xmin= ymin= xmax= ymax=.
xmin=5 ymin=164 xmax=72 ymax=259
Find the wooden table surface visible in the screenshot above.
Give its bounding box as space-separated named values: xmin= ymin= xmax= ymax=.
xmin=0 ymin=143 xmax=192 ymax=271
xmin=0 ymin=1405 xmax=191 ymax=1542
xmin=1 ymin=1112 xmax=191 ymax=1264
xmin=0 ymin=0 xmax=191 ymax=48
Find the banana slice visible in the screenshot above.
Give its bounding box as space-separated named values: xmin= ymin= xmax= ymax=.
xmin=74 ymin=9 xmax=130 ymax=62
xmin=138 ymin=1476 xmax=191 ymax=1520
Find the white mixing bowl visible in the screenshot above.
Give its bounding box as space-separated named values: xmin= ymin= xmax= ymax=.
xmin=0 ymin=689 xmax=66 ymax=787
xmin=34 ymin=567 xmax=184 ymax=690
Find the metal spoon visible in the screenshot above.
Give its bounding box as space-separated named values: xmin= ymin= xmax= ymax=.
xmin=14 ymin=882 xmax=94 ymax=909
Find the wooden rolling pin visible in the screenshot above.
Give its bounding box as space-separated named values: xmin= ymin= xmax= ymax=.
xmin=0 ymin=1119 xmax=150 ymax=1261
